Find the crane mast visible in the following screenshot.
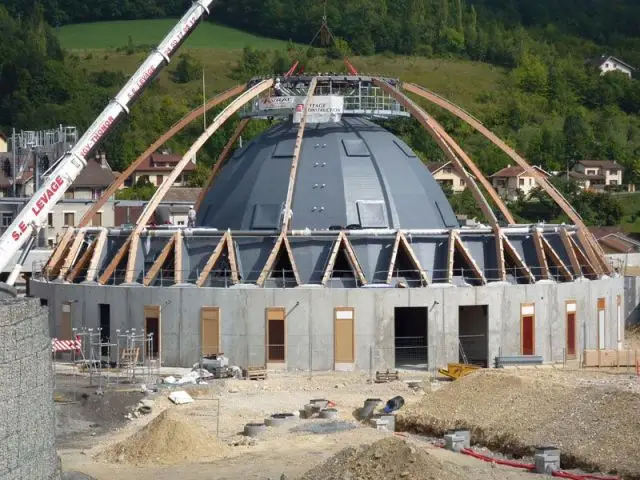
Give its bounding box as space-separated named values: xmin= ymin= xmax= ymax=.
xmin=0 ymin=0 xmax=215 ymax=285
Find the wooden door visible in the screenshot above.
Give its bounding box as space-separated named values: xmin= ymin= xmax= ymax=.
xmin=521 ymin=303 xmax=535 ymax=355
xmin=144 ymin=305 xmax=161 ymax=359
xmin=60 ymin=303 xmax=72 ymax=340
xmin=266 ymin=308 xmax=286 ymax=362
xmin=597 ymin=298 xmax=605 ymax=350
xmin=334 ymin=308 xmax=355 ymax=364
xmin=201 ymin=307 xmax=220 ymax=355
xmin=566 ymin=302 xmax=576 ymax=359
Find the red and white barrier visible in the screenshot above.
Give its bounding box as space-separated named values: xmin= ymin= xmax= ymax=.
xmin=51 ymin=336 xmax=81 ymax=353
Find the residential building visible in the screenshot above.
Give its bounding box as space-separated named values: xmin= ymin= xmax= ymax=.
xmin=114 ymin=187 xmax=202 ymax=227
xmin=427 ymin=161 xmax=466 ymax=193
xmin=589 ymin=227 xmax=640 ymax=254
xmin=490 ymin=165 xmax=551 ymax=200
xmin=0 ymin=132 xmax=7 ymax=153
xmin=127 ymin=150 xmax=195 ymax=187
xmin=589 ymin=55 xmax=635 ymax=78
xmin=562 ymin=160 xmax=624 ymax=191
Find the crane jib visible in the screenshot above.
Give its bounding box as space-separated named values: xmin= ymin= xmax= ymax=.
xmin=11 ymin=175 xmax=65 ymax=241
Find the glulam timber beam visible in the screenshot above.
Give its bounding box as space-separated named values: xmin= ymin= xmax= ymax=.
xmin=502 ymin=234 xmax=535 ymax=283
xmin=322 ymin=233 xmax=344 ymax=285
xmin=257 ymin=233 xmax=285 ymax=287
xmin=342 ymin=234 xmax=367 ymax=286
xmin=386 ymin=232 xmax=402 ymax=284
xmin=227 ymin=232 xmax=239 ymax=284
xmin=174 ymin=230 xmax=183 ymax=284
xmin=44 ymin=228 xmax=74 ymax=278
xmin=85 ymin=229 xmax=107 ymax=283
xmin=569 ymin=236 xmax=598 ymax=278
xmin=532 ymin=229 xmax=550 ymax=280
xmin=494 ymin=228 xmax=507 ymax=282
xmin=282 ymin=77 xmax=318 ymax=232
xmin=446 ymin=230 xmax=455 ymax=283
xmin=79 ymin=84 xmax=247 ymax=228
xmin=560 ymin=228 xmax=582 ymax=277
xmin=119 ymin=79 xmax=274 ymax=284
xmin=195 ymin=118 xmax=251 ymax=211
xmin=372 ymin=79 xmax=502 ymax=229
xmin=399 ymin=233 xmax=430 ymax=286
xmin=58 ymin=231 xmax=86 ymax=280
xmin=454 ymin=232 xmax=487 ymax=284
xmin=65 ymin=237 xmax=96 ymax=283
xmin=143 ymin=234 xmax=176 ymax=287
xmin=196 ymin=233 xmax=228 ymax=287
xmin=98 ymin=237 xmax=130 ymax=285
xmin=541 ymin=235 xmax=573 ymax=281
xmin=403 ymin=82 xmax=609 ymax=274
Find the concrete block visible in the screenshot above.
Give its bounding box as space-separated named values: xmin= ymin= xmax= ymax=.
xmin=534 ymin=447 xmax=560 ymax=474
xmin=454 ymin=429 xmax=471 ymax=449
xmin=444 ymin=433 xmax=465 ymax=452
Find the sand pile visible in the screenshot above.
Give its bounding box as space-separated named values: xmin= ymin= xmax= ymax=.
xmin=100 ymin=409 xmax=229 ymax=465
xmin=300 ymin=437 xmax=458 ymax=480
xmin=399 ymin=370 xmax=640 ymax=478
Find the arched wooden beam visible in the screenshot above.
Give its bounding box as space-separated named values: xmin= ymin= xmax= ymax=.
xmin=66 ymin=236 xmax=96 ymax=283
xmin=58 ymin=231 xmax=86 ymax=281
xmin=195 ymin=117 xmax=251 ymax=211
xmin=119 ymin=80 xmax=274 ymax=284
xmin=44 ymin=228 xmax=74 ymax=278
xmin=282 ymin=77 xmax=318 ymax=232
xmin=532 ymin=228 xmax=550 ymax=280
xmin=85 ymin=228 xmax=107 ymax=283
xmin=372 ymin=79 xmax=502 ymax=229
xmin=560 ymin=228 xmax=582 ymax=277
xmin=403 ymin=82 xmax=610 ymax=275
xmin=79 ymin=84 xmax=247 ymax=228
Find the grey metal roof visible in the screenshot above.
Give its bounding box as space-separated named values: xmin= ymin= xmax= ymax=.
xmin=197 ymin=118 xmax=459 ymax=231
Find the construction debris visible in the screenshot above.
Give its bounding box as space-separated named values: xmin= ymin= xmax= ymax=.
xmin=438 ymin=363 xmax=480 ymax=380
xmin=375 ymin=369 xmax=399 ymax=383
xmin=168 ymin=390 xmax=194 ymax=405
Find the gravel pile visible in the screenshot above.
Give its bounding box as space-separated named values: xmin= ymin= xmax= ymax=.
xmin=399 ymin=370 xmax=640 ymax=478
xmin=299 ymin=437 xmax=459 ymax=480
xmin=100 ymin=409 xmax=229 ymax=465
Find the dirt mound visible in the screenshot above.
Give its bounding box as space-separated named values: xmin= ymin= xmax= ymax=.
xmin=300 ymin=437 xmax=458 ymax=480
xmin=100 ymin=409 xmax=229 ymax=465
xmin=399 ymin=370 xmax=640 ymax=478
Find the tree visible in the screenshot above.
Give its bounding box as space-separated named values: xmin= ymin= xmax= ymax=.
xmin=171 ymin=54 xmax=202 ymax=84
xmin=562 ymin=110 xmax=593 ymax=165
xmin=512 ymin=53 xmax=548 ymax=94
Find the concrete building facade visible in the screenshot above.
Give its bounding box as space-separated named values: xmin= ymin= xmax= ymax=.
xmin=32 ymin=277 xmax=624 ymax=370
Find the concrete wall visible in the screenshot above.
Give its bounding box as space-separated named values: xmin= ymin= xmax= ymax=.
xmin=0 ymin=298 xmax=60 ymax=479
xmin=31 ymin=277 xmax=624 ymax=370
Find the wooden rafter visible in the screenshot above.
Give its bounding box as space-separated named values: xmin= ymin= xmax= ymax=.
xmin=98 ymin=237 xmax=131 ymax=285
xmin=560 ymin=228 xmax=582 ymax=277
xmin=58 ymin=231 xmax=86 ymax=280
xmin=256 ymin=232 xmax=301 ymax=286
xmin=342 ymin=234 xmax=367 ymax=286
xmin=494 ymin=227 xmax=506 ymax=282
xmin=196 ymin=234 xmax=228 ymax=287
xmin=541 ymin=235 xmax=573 ymax=281
xmin=124 ymin=232 xmax=141 ymax=283
xmin=79 ymin=84 xmax=247 ymax=228
xmin=532 ymin=229 xmax=550 ymax=280
xmin=400 ymin=232 xmax=430 ymax=285
xmin=386 ymin=232 xmax=402 ymax=284
xmin=454 ymin=232 xmax=487 ymax=284
xmin=44 ymin=228 xmax=74 ymax=278
xmin=446 ymin=230 xmax=455 ymax=283
xmin=174 ymin=230 xmax=183 ymax=284
xmin=195 ymin=118 xmax=250 ymax=211
xmin=403 ymin=81 xmax=610 ymax=274
xmin=121 ymin=80 xmax=274 ymax=282
xmin=502 ymin=234 xmax=535 ymax=283
xmin=576 ymin=228 xmax=604 ymax=276
xmin=282 ymin=77 xmax=318 ymax=232
xmin=143 ymin=234 xmax=176 ymax=287
xmin=569 ymin=236 xmax=597 ymax=278
xmin=322 ymin=233 xmax=344 ymax=286
xmin=85 ymin=229 xmax=107 ymax=283
xmin=227 ymin=232 xmax=239 ymax=284
xmin=65 ymin=238 xmax=96 ymax=283
xmin=373 ymin=79 xmax=508 ymax=228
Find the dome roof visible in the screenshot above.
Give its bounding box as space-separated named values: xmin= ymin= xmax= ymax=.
xmin=197 ymin=117 xmax=459 ymax=230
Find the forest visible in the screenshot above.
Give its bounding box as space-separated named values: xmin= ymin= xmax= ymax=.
xmin=1 ymin=1 xmax=639 ymax=227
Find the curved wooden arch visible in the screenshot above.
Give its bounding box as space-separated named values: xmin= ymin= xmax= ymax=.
xmin=99 ymin=79 xmax=274 ymax=285
xmin=402 ymin=82 xmax=610 ymax=275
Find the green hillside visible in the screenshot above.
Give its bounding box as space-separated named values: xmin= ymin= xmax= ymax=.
xmin=56 ymin=19 xmax=294 ymax=50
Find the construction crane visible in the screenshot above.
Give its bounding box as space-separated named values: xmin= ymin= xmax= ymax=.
xmin=0 ymin=0 xmax=216 ymax=288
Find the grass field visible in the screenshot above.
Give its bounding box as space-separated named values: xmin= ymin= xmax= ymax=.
xmin=56 ymin=19 xmax=293 ymax=50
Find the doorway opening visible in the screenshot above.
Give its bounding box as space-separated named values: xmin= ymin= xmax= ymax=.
xmin=266 ymin=307 xmax=286 ymax=363
xmin=394 ymin=307 xmax=428 ymax=369
xmin=458 ymin=305 xmax=489 ymax=367
xmin=144 ymin=305 xmax=160 ymax=359
xmin=99 ymin=304 xmax=110 ymax=357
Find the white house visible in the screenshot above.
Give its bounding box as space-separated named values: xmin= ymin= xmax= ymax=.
xmin=561 ymin=160 xmax=624 ymax=191
xmin=490 ymin=165 xmax=551 ymax=200
xmin=427 ymin=161 xmax=467 ymax=193
xmin=591 ymin=55 xmax=635 ymax=78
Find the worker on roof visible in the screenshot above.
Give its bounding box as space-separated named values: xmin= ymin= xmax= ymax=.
xmin=274 ymin=77 xmax=282 ymax=96
xmin=187 ymin=205 xmax=196 ymax=228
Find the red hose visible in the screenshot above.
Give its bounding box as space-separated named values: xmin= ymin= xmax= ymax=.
xmin=580 ymin=475 xmax=620 ymax=480
xmin=552 ymin=471 xmax=585 ymax=480
xmin=460 ymin=448 xmax=535 ymax=471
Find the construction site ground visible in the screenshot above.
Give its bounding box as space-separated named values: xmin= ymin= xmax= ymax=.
xmin=54 ymin=360 xmax=640 ymax=480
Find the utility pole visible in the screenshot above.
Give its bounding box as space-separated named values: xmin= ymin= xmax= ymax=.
xmin=11 ymin=128 xmax=16 ymax=197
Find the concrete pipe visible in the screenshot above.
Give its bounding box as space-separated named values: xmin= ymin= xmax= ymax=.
xmin=244 ymin=423 xmax=267 ymax=437
xmin=359 ymin=398 xmax=382 ymax=420
xmin=265 ymin=414 xmax=290 ymax=427
xmin=319 ymin=408 xmax=339 ymax=419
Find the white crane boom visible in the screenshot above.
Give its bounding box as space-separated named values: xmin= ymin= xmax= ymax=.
xmin=0 ymin=0 xmax=215 ymax=284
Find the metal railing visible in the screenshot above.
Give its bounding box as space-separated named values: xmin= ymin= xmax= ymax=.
xmin=33 ymin=262 xmax=617 ymax=287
